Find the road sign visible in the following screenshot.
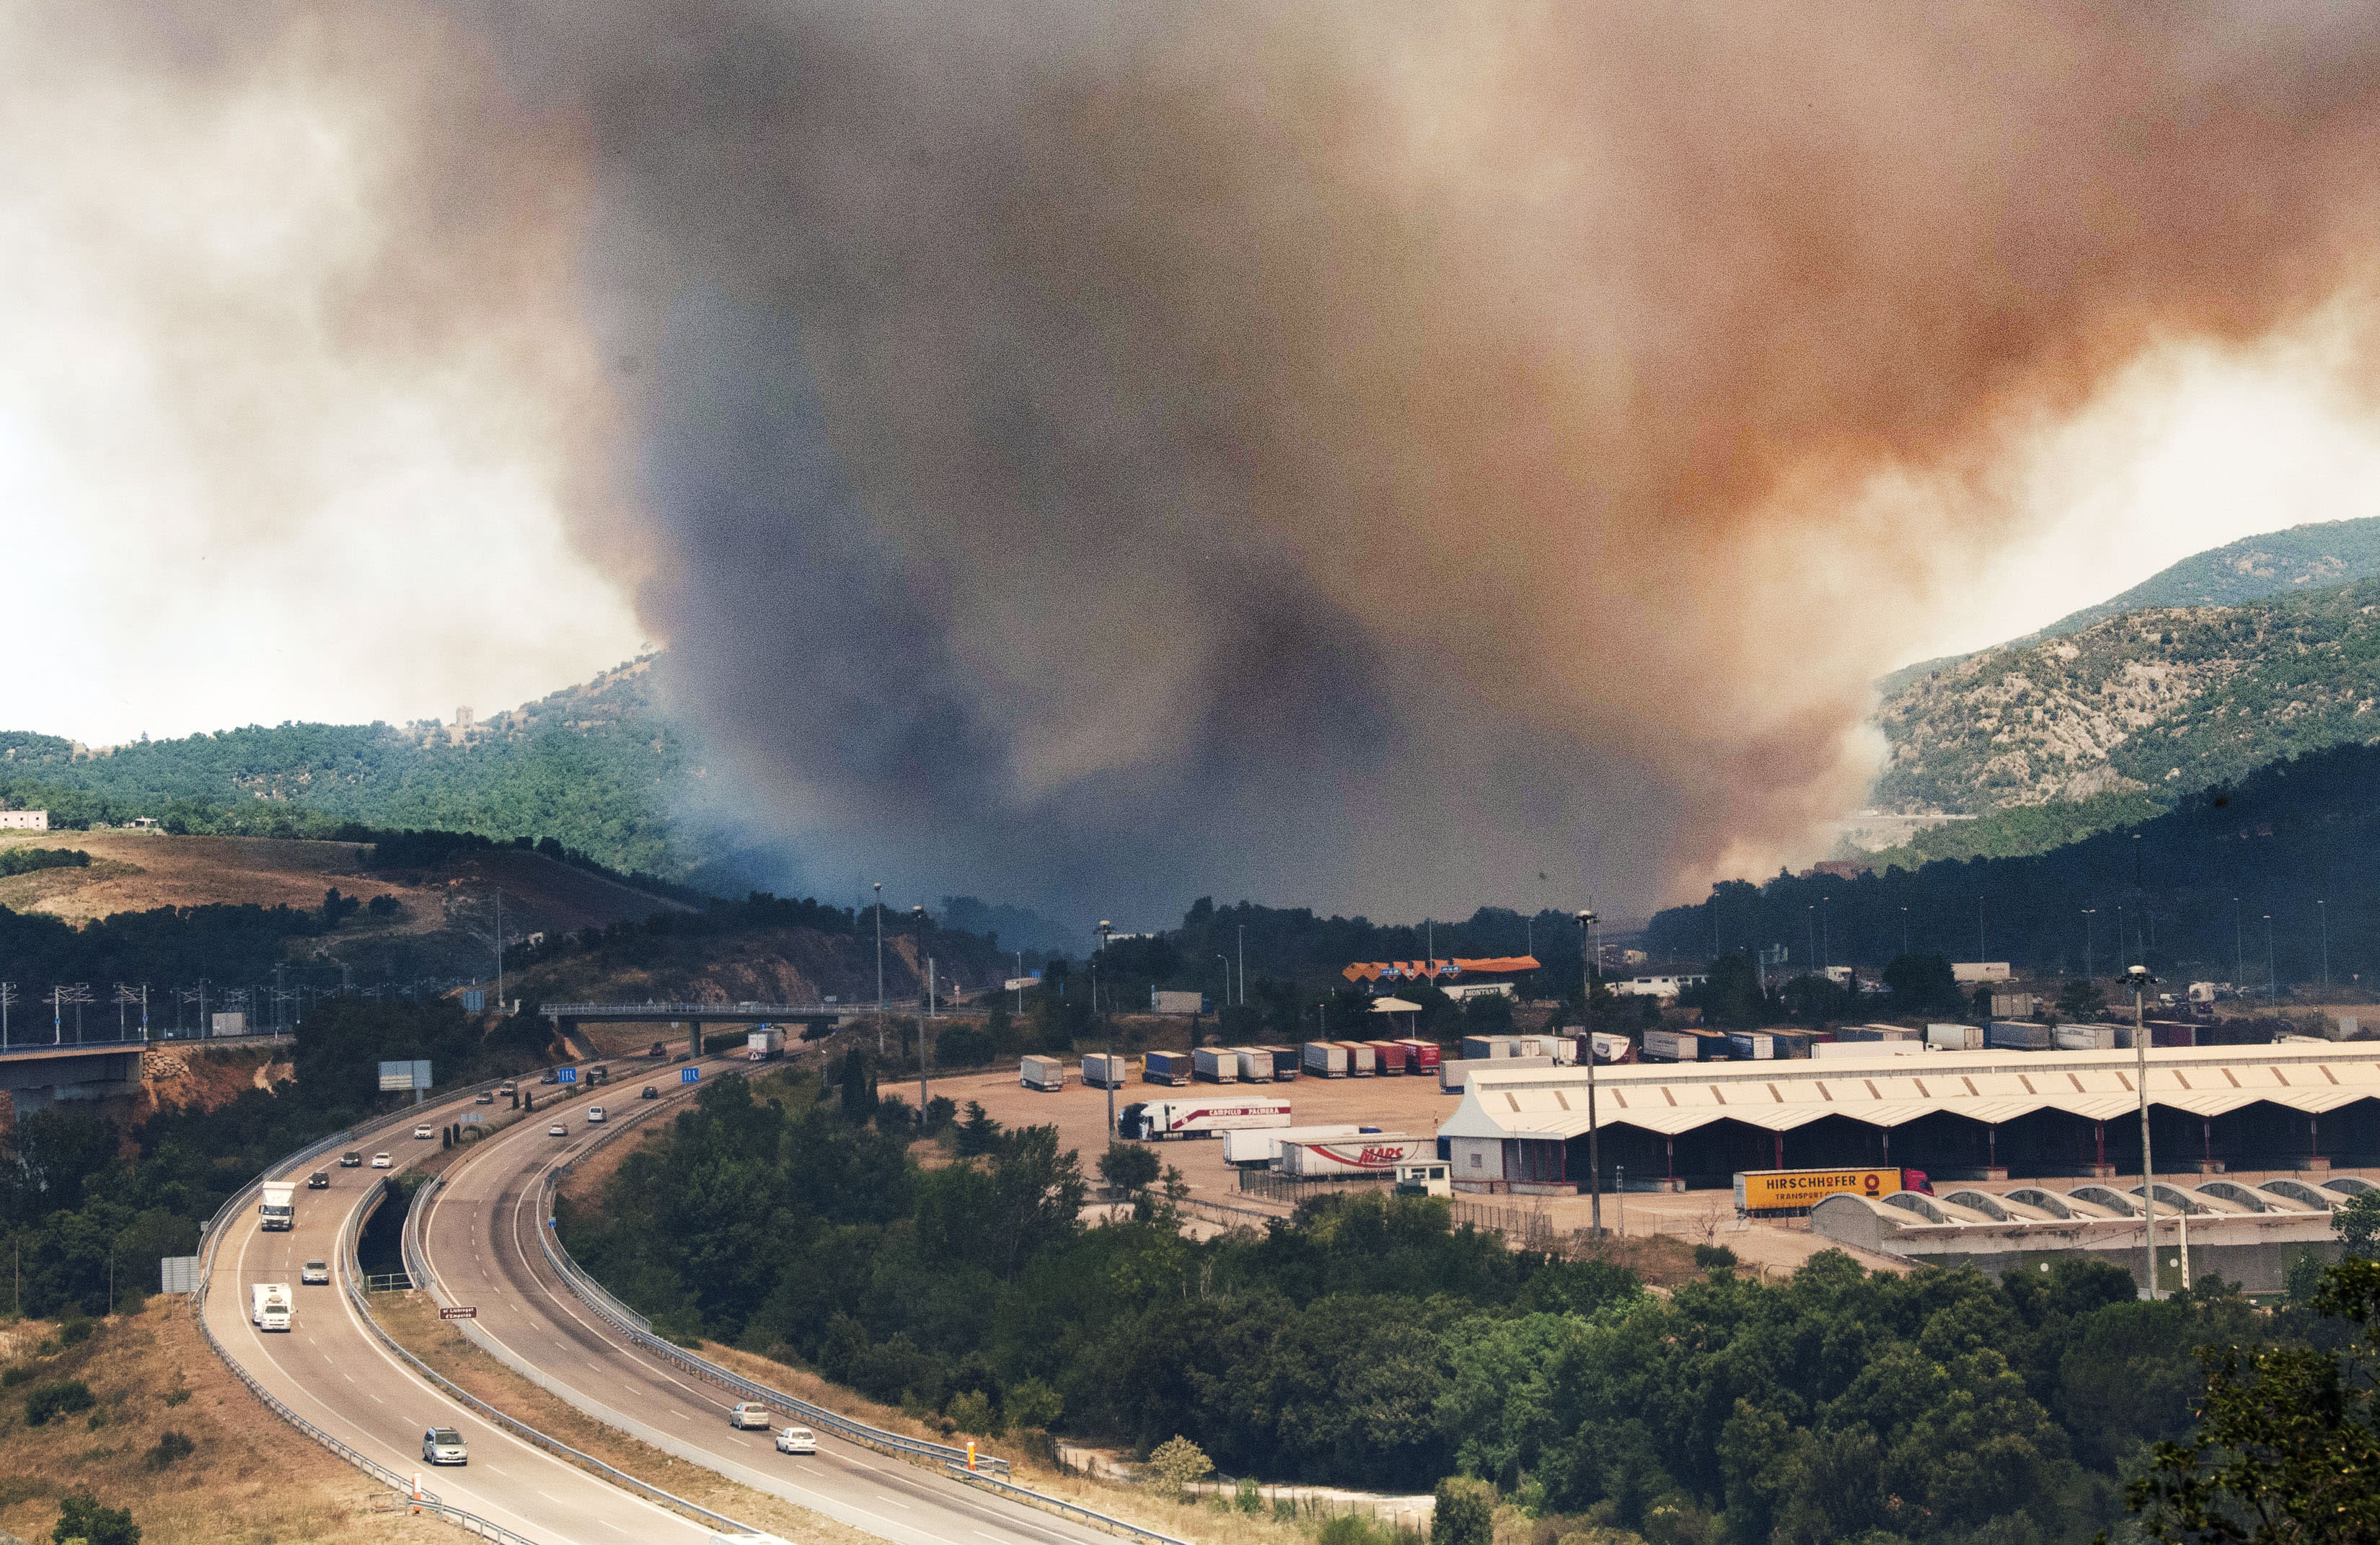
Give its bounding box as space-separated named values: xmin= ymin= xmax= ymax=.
xmin=557 ymin=1068 xmax=578 ymax=1085
xmin=378 ymin=1059 xmax=431 ymax=1092
xmin=682 ymin=1067 xmax=700 ymax=1084
xmin=438 ymin=1306 xmax=479 ymax=1321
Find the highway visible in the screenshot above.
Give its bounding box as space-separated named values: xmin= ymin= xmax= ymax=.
xmin=413 ymin=1062 xmax=1125 ymax=1545
xmin=201 ymin=1086 xmax=720 ymax=1545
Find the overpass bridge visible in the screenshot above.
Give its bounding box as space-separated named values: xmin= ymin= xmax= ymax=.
xmin=0 ymin=1031 xmax=296 ymax=1114
xmin=539 ymin=1000 xmax=853 ymax=1057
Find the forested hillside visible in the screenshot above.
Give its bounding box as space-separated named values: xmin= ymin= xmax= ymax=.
xmin=0 ymin=657 xmax=697 ymax=878
xmin=1654 ymin=740 xmax=2380 ymax=985
xmin=1875 ymin=574 xmax=2380 ymax=816
xmin=1879 ymin=515 xmax=2380 ymax=696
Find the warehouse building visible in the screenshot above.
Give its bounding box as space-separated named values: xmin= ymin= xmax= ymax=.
xmin=1435 ymin=1042 xmax=2380 ymax=1192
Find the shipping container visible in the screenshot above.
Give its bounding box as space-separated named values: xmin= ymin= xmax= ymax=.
xmin=1081 ymin=1052 xmax=1131 ymax=1088
xmin=1986 ymin=1021 xmax=2054 ymax=1051
xmin=1193 ymin=1047 xmax=1239 ymax=1083
xmin=1221 ymin=1124 xmax=1362 ymax=1166
xmin=1263 ymin=1045 xmax=1303 ymax=1080
xmin=1926 ymin=1023 xmax=1983 ymax=1051
xmin=1725 ymin=1031 xmax=1775 ymax=1060
xmin=1277 ymin=1133 xmax=1426 ymax=1177
xmin=1460 ymin=1035 xmax=1512 ymax=1061
xmin=1814 ymin=1039 xmax=1923 ymax=1059
xmin=1144 ymin=1050 xmax=1195 ymax=1085
xmin=1768 ymin=1029 xmax=1812 ymax=1059
xmin=1841 ymin=1024 xmax=1921 ymax=1042
xmin=1233 ymin=1047 xmax=1273 ymax=1082
xmin=2148 ymin=1023 xmax=2196 ymax=1048
xmin=1120 ymin=1099 xmax=1292 ymax=1140
xmin=2054 ymin=1024 xmax=2125 ymax=1051
xmin=1439 ymin=1055 xmax=1553 ymax=1092
xmin=1303 ymin=1041 xmax=1349 ymax=1077
xmin=1019 ymin=1055 xmax=1067 ymax=1091
xmin=1339 ymin=1041 xmax=1378 ymax=1076
xmin=1642 ymin=1028 xmax=1722 ymax=1062
xmin=1365 ymin=1040 xmax=1408 ymax=1075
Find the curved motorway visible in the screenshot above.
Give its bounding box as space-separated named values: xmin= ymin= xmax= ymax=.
xmin=202 ymin=1083 xmax=720 ymax=1545
xmin=413 ymin=1063 xmax=1121 ymax=1545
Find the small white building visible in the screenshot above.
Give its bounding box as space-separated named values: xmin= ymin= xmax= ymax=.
xmin=0 ymin=810 xmax=49 ymax=831
xmin=1952 ymin=962 xmax=2011 ymax=984
xmin=1613 ymin=974 xmax=1706 ymax=1000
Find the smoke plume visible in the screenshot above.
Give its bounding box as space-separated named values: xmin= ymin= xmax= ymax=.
xmin=36 ymin=3 xmax=2380 ymax=920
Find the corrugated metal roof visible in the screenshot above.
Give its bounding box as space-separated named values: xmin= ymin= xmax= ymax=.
xmin=1436 ymin=1042 xmax=2380 ymax=1143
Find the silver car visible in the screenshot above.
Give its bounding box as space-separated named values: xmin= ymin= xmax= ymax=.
xmin=423 ymin=1426 xmax=468 ymax=1465
xmin=775 ymin=1425 xmax=816 ymax=1454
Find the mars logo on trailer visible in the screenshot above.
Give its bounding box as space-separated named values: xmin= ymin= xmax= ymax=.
xmin=1358 ymin=1147 xmax=1409 ymax=1165
xmin=1863 ymin=1173 xmax=1884 ymax=1197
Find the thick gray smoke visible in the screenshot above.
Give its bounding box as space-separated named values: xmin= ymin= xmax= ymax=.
xmin=35 ymin=3 xmax=2380 ymax=920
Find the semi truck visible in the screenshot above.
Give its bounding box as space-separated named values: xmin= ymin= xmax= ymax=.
xmin=250 ymin=1282 xmax=294 ymax=1331
xmin=1220 ymin=1123 xmax=1364 ymax=1167
xmin=1019 ymin=1055 xmax=1067 ymax=1091
xmin=1277 ymin=1134 xmax=1426 ymax=1176
xmin=746 ymin=1028 xmax=785 ymax=1060
xmin=1118 ymin=1099 xmax=1292 ymax=1141
xmin=1733 ymin=1166 xmax=1931 ymax=1215
xmin=259 ymin=1181 xmax=296 ymax=1232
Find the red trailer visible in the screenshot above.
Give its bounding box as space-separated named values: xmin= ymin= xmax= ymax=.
xmin=1365 ymin=1039 xmax=1408 ymax=1075
xmin=1393 ymin=1038 xmax=1442 ymax=1073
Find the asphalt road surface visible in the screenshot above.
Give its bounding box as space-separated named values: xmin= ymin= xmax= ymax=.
xmin=203 ymin=1087 xmax=720 ymax=1545
xmin=413 ymin=1061 xmax=1124 ymax=1545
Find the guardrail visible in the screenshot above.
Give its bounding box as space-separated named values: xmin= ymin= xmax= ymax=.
xmin=190 ymin=1076 xmax=548 ymax=1545
xmin=345 ymin=1180 xmax=767 ymax=1539
xmin=531 ymin=1117 xmax=1012 ymax=1479
xmin=943 ymin=1463 xmax=1193 ymax=1545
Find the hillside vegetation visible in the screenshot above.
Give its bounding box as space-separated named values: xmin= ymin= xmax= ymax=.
xmin=1876 ymin=573 xmax=2380 ymax=815
xmin=0 ymin=656 xmax=700 ymax=878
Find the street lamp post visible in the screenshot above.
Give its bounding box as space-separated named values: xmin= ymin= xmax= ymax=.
xmin=1097 ymin=920 xmax=1115 ymax=1137
xmin=2317 ymin=900 xmax=2330 ymax=995
xmin=2129 ymin=964 xmax=2159 ymax=1298
xmin=2265 ymin=915 xmax=2277 ymax=1003
xmin=1578 ymin=910 xmax=1602 ymax=1238
xmin=1237 ymin=925 xmax=1245 ymax=1007
xmin=873 ymin=882 xmax=885 ymax=1057
xmin=2081 ymin=909 xmax=2096 ymax=983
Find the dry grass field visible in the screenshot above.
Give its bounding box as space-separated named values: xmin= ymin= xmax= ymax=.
xmin=0 ymin=1300 xmax=452 ymax=1545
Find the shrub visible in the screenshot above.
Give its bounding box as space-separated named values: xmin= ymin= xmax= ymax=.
xmin=25 ymin=1381 xmax=95 ymax=1426
xmin=52 ymin=1492 xmax=140 ymax=1545
xmin=1691 ymin=1244 xmax=1737 ymax=1272
xmin=1146 ymin=1435 xmax=1214 ymax=1498
xmin=142 ymin=1430 xmax=195 ymax=1469
xmin=1235 ymin=1476 xmax=1262 ymax=1514
xmin=1000 ymin=1376 xmax=1062 ymax=1431
xmin=1432 ymin=1477 xmax=1495 ymax=1545
xmin=944 ymin=1390 xmax=999 ymax=1435
xmin=1 ymin=1365 xmax=33 ymax=1389
xmin=161 ymin=1387 xmax=189 ymax=1408
xmin=58 ymin=1319 xmax=93 ymax=1347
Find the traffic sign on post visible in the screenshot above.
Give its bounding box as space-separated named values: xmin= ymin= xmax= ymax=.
xmin=682 ymin=1067 xmax=700 ymax=1084
xmin=438 ymin=1306 xmax=479 ymax=1321
xmin=557 ymin=1067 xmax=578 ymax=1085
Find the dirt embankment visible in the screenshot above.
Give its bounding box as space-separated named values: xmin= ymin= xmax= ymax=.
xmin=0 ymin=1301 xmax=451 ymax=1545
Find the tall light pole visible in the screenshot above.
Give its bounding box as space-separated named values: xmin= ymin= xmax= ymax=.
xmin=912 ymin=905 xmax=928 ymax=1124
xmin=2317 ymin=900 xmax=2330 ymax=996
xmin=2265 ymin=914 xmax=2277 ymax=1004
xmin=1096 ymin=920 xmax=1115 ymax=1137
xmin=2233 ymin=897 xmax=2244 ymax=995
xmin=2081 ymin=909 xmax=2096 ymax=983
xmin=1899 ymin=906 xmax=1909 ymax=958
xmin=1218 ymin=956 xmax=1230 ymax=1020
xmin=2128 ymin=964 xmax=2159 ymax=1298
xmin=873 ymin=883 xmax=885 ymax=1057
xmin=1578 ymin=910 xmax=1602 ymax=1238
xmin=1237 ymin=925 xmax=1245 ymax=1007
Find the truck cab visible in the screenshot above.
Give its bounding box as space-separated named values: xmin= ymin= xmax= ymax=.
xmin=250 ymin=1283 xmax=293 ymax=1331
xmin=259 ymin=1183 xmax=296 ymax=1231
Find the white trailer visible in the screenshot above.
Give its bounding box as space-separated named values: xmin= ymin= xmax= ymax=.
xmin=1019 ymin=1055 xmax=1067 ymax=1091
xmin=1192 ymin=1047 xmax=1238 ymax=1083
xmin=1277 ymin=1134 xmax=1427 ymax=1177
xmin=746 ymin=1027 xmax=785 ymax=1060
xmin=1220 ymin=1124 xmax=1363 ymax=1167
xmin=250 ymin=1282 xmax=294 ymax=1331
xmin=1118 ymin=1099 xmax=1292 ymax=1141
xmin=259 ymin=1182 xmax=296 ymax=1233
xmin=1233 ymin=1047 xmax=1273 ymax=1083
xmin=1080 ymin=1053 xmax=1130 ymax=1088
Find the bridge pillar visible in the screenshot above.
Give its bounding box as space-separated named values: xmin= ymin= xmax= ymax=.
xmin=0 ymin=1047 xmax=144 ymax=1117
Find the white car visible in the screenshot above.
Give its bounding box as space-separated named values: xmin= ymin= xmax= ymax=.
xmin=301 ymin=1260 xmax=330 ymax=1285
xmin=587 ymin=1106 xmax=607 ymax=1124
xmin=413 ymin=1124 xmax=434 ymax=1140
xmin=728 ymin=1402 xmax=771 ymax=1430
xmin=371 ymin=1153 xmax=392 ymax=1168
xmin=547 ymin=1123 xmax=568 ymax=1137
xmin=775 ymin=1425 xmax=816 ymax=1455
xmin=423 ymin=1426 xmax=468 ymax=1466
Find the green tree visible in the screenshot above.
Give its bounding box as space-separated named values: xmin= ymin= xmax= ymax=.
xmin=52 ymin=1493 xmax=140 ymax=1545
xmin=2056 ymin=980 xmax=2108 ymax=1022
xmin=1098 ymin=1142 xmax=1161 ymax=1194
xmin=2127 ymin=1257 xmax=2380 ymax=1544
xmin=1699 ymin=952 xmax=1767 ymax=1029
xmin=1432 ymin=1476 xmax=1495 ymax=1545
xmin=837 ymin=1052 xmax=874 ymax=1124
xmin=1883 ymin=953 xmax=1962 ymax=1016
xmin=954 ymin=1101 xmax=1005 ymax=1156
xmin=1002 ymin=1377 xmax=1063 ymax=1430
xmin=1147 ymin=1435 xmax=1215 ymax=1498
xmin=2336 ymin=1190 xmax=2380 ymax=1256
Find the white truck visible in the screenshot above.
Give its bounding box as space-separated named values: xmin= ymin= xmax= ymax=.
xmin=1277 ymin=1134 xmax=1427 ymax=1177
xmin=1221 ymin=1124 xmax=1365 ymax=1168
xmin=746 ymin=1027 xmax=785 ymax=1060
xmin=250 ymin=1282 xmax=294 ymax=1331
xmin=259 ymin=1181 xmax=296 ymax=1232
xmin=1118 ymin=1099 xmax=1291 ymax=1142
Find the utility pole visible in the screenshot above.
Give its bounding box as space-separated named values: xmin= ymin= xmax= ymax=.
xmin=1015 ymin=951 xmax=1025 ymax=1016
xmin=873 ymin=882 xmax=885 ymax=1056
xmin=2318 ymin=900 xmax=2330 ymax=995
xmin=2265 ymin=915 xmax=2277 ymax=1003
xmin=2233 ymin=897 xmax=2244 ymax=995
xmin=494 ymin=889 xmax=505 ymax=1015
xmin=2130 ymin=965 xmax=2159 ymax=1299
xmin=919 ymin=959 xmax=933 ymax=1130
xmin=1097 ymin=920 xmax=1115 ymax=1137
xmin=1237 ymin=925 xmax=1245 ymax=1007
xmin=1579 ymin=910 xmax=1602 ymax=1238
xmin=2082 ymin=909 xmax=2096 ymax=982
xmin=0 ymin=982 xmax=13 ymax=1048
